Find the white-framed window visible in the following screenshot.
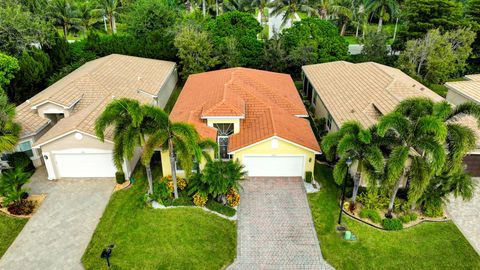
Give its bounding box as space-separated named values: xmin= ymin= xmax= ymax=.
xmin=213 ymin=123 xmax=234 ymax=160
xmin=327 ymin=114 xmax=333 ymax=130
xmin=17 ymin=140 xmax=34 ymax=158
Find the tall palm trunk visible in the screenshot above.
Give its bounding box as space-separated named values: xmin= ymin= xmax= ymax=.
xmin=355 ymin=23 xmax=359 ymax=38
xmin=216 ymin=0 xmax=218 ymax=16
xmin=168 ymin=138 xmax=179 ymax=199
xmin=63 ymin=24 xmax=68 ymax=40
xmin=351 ymin=163 xmax=362 ymax=203
xmin=145 ymin=163 xmax=154 ymax=195
xmin=202 ymin=0 xmax=206 ymax=17
xmin=387 ymin=169 xmax=404 ymax=217
xmin=340 ymin=20 xmax=348 ymax=36
xmin=110 ymin=14 xmax=117 ymax=34
xmin=377 ymin=17 xmax=383 ymax=32
xmin=392 ymin=17 xmax=399 ymax=42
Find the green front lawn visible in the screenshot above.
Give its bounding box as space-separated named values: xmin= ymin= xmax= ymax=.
xmin=308 ymin=164 xmax=480 ymax=270
xmin=82 ymin=165 xmax=236 ymax=270
xmin=0 ymin=213 xmax=27 ymax=258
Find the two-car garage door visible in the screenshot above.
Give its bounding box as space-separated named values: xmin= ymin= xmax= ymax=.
xmin=54 ymin=152 xmax=116 ymax=178
xmin=242 ymin=156 xmax=304 ymax=177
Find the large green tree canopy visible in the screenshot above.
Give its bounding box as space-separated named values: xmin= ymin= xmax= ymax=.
xmin=401 ymin=0 xmax=464 ymax=40
xmin=281 ymin=17 xmax=348 ymax=64
xmin=206 ymin=11 xmax=263 ymax=67
xmin=125 ymin=0 xmax=179 ymax=38
xmin=0 ymin=3 xmax=54 ymax=55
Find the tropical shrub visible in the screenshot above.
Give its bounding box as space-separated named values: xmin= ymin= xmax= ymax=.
xmin=305 ymin=171 xmax=313 ymax=183
xmin=393 ymin=198 xmax=407 ymax=214
xmin=206 ymin=200 xmax=236 ymax=217
xmin=189 ymin=160 xmax=245 ymax=199
xmin=6 ymin=152 xmax=35 ymax=173
xmin=357 ymin=191 xmax=389 ymax=210
xmin=115 ymin=171 xmax=125 ymax=184
xmin=150 ymin=179 xmax=171 ymax=204
xmin=163 ymin=175 xmax=187 ymax=192
xmin=193 ymin=192 xmax=208 ymax=207
xmin=382 ymin=218 xmax=403 ymax=230
xmin=423 ymin=197 xmax=444 ymax=217
xmin=399 ymin=213 xmax=418 ymax=224
xmin=359 ymin=209 xmax=382 ymax=224
xmin=226 ymin=188 xmax=240 ymax=207
xmin=0 ymin=165 xmax=32 ymax=196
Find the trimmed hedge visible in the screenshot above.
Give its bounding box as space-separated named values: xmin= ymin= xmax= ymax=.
xmin=205 ymin=200 xmax=236 ymax=217
xmin=382 ymin=218 xmax=403 ymax=230
xmin=359 ymin=209 xmax=382 ymax=224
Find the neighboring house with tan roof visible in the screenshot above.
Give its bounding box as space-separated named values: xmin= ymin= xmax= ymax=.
xmin=445 ymin=75 xmax=480 ymax=176
xmin=13 ymin=54 xmax=177 ymax=180
xmin=164 ymin=68 xmax=320 ymax=178
xmin=302 ymin=61 xmax=444 ymax=132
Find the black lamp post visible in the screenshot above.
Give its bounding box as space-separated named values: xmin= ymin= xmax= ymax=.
xmin=101 ymin=244 xmax=114 ymax=268
xmin=337 ymin=156 xmax=353 ymax=231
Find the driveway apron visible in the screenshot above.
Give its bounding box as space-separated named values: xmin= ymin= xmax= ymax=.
xmin=0 ymin=167 xmax=115 ymax=270
xmin=229 ymin=177 xmax=333 ymax=270
xmin=445 ymin=177 xmax=480 ymax=255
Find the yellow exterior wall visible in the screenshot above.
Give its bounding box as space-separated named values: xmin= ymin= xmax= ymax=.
xmin=161 ymin=148 xmax=215 ymax=178
xmin=232 ymin=138 xmax=317 ymax=177
xmin=206 ymin=118 xmax=240 ymax=134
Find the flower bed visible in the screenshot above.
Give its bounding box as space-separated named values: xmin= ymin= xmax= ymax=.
xmin=0 ymin=194 xmax=45 ymax=218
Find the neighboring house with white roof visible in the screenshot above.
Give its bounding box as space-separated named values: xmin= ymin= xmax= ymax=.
xmin=13 ymin=54 xmax=177 ymax=180
xmin=445 ymin=75 xmax=480 ymax=176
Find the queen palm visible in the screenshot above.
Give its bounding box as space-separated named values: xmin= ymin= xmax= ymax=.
xmin=96 ymin=0 xmax=120 ymax=34
xmin=322 ymin=121 xmax=385 ymax=204
xmin=395 ymin=98 xmax=480 ymax=211
xmin=377 ymin=99 xmax=448 ymax=217
xmin=48 ymin=0 xmax=79 ymax=39
xmin=0 ymin=94 xmax=20 ymax=153
xmin=270 ymin=0 xmax=316 ymax=26
xmin=366 ymin=0 xmax=399 ymax=32
xmin=142 ymin=107 xmax=202 ymax=199
xmin=77 ymin=1 xmax=99 ymax=38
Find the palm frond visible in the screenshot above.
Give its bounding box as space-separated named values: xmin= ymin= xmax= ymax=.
xmin=415 ymin=115 xmax=447 ymax=143
xmin=333 ymin=156 xmax=349 ymax=185
xmin=449 ymin=101 xmax=480 ymax=126
xmin=432 ymin=101 xmax=452 ymax=120
xmin=377 ymin=112 xmax=411 ymax=139
xmin=385 ymin=145 xmax=409 ymax=185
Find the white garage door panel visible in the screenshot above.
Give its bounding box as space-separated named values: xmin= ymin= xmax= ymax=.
xmin=243 ymin=156 xmax=304 ymax=177
xmin=55 ymin=153 xmax=116 ymax=178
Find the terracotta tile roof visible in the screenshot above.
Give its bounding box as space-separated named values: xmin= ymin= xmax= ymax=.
xmin=170 ymin=68 xmax=320 ymax=153
xmin=302 ymin=61 xmax=444 ymax=128
xmin=15 ymin=54 xmax=176 ymax=144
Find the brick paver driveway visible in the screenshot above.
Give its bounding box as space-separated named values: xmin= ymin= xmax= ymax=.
xmin=445 ymin=177 xmax=480 ymax=255
xmin=0 ymin=167 xmax=115 ymax=270
xmin=229 ymin=177 xmax=333 ymax=270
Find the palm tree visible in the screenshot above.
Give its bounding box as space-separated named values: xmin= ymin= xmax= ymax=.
xmin=77 ymin=1 xmax=99 ymax=38
xmin=251 ymin=0 xmax=269 ymax=23
xmin=0 ymin=94 xmax=20 ymax=153
xmin=377 ymin=98 xmax=448 ymax=217
xmin=314 ymin=0 xmax=332 ymax=19
xmin=366 ymin=0 xmax=398 ymax=32
xmin=322 ymin=121 xmax=385 ymax=205
xmin=142 ymin=107 xmax=203 ymax=199
xmin=94 ymin=98 xmax=154 ymax=192
xmin=270 ymin=0 xmax=316 ymax=27
xmin=95 ymin=0 xmax=120 ymax=34
xmin=223 ymin=0 xmax=249 ymax=12
xmin=48 ymin=0 xmax=79 ymax=39
xmin=331 ymin=0 xmax=354 ymax=36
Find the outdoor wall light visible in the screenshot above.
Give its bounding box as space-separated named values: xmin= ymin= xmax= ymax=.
xmin=43 ymin=155 xmax=48 ymax=160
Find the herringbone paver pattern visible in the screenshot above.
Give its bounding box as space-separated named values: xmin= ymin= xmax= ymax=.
xmin=229 ymin=177 xmax=334 ymax=270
